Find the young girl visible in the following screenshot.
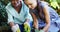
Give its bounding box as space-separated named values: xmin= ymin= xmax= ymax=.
xmin=23 ymin=0 xmax=60 ymax=32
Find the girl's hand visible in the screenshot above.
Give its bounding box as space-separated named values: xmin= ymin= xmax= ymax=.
xmin=31 ymin=13 xmax=38 ymax=29
xmin=39 ymin=30 xmax=44 ymax=32
xmin=35 ymin=29 xmax=44 ymax=32
xmin=33 ymin=22 xmax=38 ymax=29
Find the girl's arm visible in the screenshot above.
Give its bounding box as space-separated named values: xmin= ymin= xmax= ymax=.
xmin=31 ymin=13 xmax=38 ymax=29
xmin=43 ymin=6 xmax=50 ymax=32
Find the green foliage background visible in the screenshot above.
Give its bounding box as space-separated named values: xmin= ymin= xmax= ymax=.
xmin=0 ymin=0 xmax=60 ymax=32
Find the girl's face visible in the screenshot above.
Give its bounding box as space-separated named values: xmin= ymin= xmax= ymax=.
xmin=24 ymin=0 xmax=37 ymax=9
xmin=11 ymin=0 xmax=22 ymax=8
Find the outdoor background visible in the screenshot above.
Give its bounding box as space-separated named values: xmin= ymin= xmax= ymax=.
xmin=0 ymin=0 xmax=60 ymax=32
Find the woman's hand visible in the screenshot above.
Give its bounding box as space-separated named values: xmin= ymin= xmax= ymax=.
xmin=24 ymin=19 xmax=31 ymax=32
xmin=9 ymin=22 xmax=15 ymax=27
xmin=11 ymin=24 xmax=20 ymax=32
xmin=9 ymin=22 xmax=20 ymax=32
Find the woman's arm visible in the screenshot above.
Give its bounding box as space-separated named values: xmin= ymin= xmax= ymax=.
xmin=31 ymin=13 xmax=38 ymax=29
xmin=9 ymin=22 xmax=15 ymax=27
xmin=43 ymin=6 xmax=50 ymax=32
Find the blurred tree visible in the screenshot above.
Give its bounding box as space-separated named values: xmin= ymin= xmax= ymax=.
xmin=45 ymin=0 xmax=60 ymax=15
xmin=0 ymin=1 xmax=12 ymax=32
xmin=46 ymin=0 xmax=60 ymax=10
xmin=0 ymin=0 xmax=9 ymax=5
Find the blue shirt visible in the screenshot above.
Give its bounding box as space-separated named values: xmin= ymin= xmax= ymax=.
xmin=5 ymin=1 xmax=33 ymax=24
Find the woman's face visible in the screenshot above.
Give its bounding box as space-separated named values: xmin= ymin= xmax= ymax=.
xmin=24 ymin=0 xmax=37 ymax=9
xmin=11 ymin=0 xmax=22 ymax=8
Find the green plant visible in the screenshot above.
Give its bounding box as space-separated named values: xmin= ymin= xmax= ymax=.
xmin=0 ymin=1 xmax=12 ymax=32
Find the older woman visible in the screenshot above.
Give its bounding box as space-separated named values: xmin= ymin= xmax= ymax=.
xmin=5 ymin=0 xmax=33 ymax=32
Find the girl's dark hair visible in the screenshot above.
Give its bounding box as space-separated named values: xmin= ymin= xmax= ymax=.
xmin=23 ymin=0 xmax=45 ymax=20
xmin=37 ymin=0 xmax=45 ymax=20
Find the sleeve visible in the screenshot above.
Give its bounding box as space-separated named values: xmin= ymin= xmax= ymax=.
xmin=6 ymin=10 xmax=14 ymax=24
